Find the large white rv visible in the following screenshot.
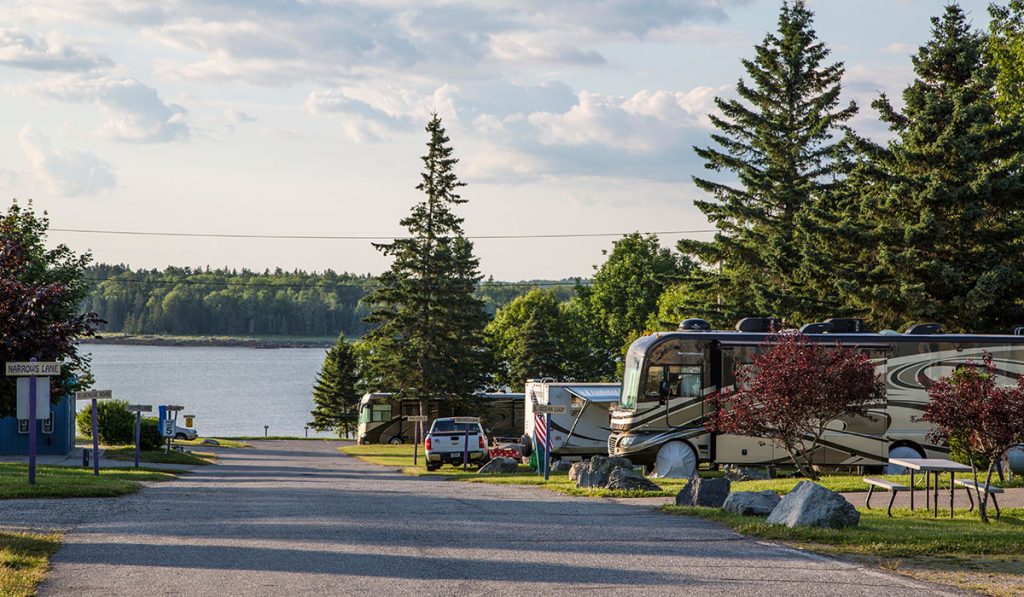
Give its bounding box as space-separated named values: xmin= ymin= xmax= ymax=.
xmin=357 ymin=392 xmax=524 ymax=445
xmin=524 ymin=381 xmax=620 ymax=459
xmin=609 ymin=317 xmax=1024 ymax=478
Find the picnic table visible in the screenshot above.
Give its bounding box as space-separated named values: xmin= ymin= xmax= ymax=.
xmin=888 ymin=457 xmax=972 ymax=518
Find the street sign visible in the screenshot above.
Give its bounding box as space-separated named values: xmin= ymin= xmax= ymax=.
xmin=75 ymin=389 xmax=113 ymax=400
xmin=6 ymin=361 xmax=60 ymax=376
xmin=16 ymin=377 xmax=49 ymax=419
xmin=161 ymin=419 xmax=175 ymax=437
xmin=534 ymin=404 xmax=568 ymax=415
xmin=452 ymin=416 xmax=480 ymax=424
xmin=166 ymin=405 xmax=185 ymax=412
xmin=126 ymin=404 xmax=153 ymax=412
xmin=407 ymin=415 xmax=428 ymax=422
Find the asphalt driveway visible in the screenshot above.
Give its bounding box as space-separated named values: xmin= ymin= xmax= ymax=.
xmin=0 ymin=440 xmax=959 ymax=596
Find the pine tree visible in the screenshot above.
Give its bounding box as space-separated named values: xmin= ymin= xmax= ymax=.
xmin=509 ymin=311 xmax=563 ymax=386
xmin=310 ymin=334 xmax=361 ymax=438
xmin=679 ymin=0 xmax=856 ymax=324
xmin=839 ymin=5 xmax=1024 ymax=332
xmin=362 ymin=115 xmax=490 ymax=409
xmin=989 ymin=0 xmax=1024 ymax=123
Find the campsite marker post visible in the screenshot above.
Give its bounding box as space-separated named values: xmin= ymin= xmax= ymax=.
xmin=8 ymin=360 xmax=60 ymax=484
xmin=453 ymin=417 xmax=480 ymax=472
xmin=74 ymin=389 xmax=113 ymax=475
xmin=126 ymin=405 xmax=152 ymax=467
xmin=534 ymin=404 xmax=568 ymax=481
xmin=408 ymin=415 xmax=428 ymax=465
xmin=161 ymin=405 xmax=184 ymax=453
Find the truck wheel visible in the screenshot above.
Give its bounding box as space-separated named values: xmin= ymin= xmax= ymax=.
xmin=519 ymin=435 xmax=533 ymax=457
xmin=426 ymin=463 xmax=437 ymax=471
xmin=651 ymin=441 xmax=697 ymax=479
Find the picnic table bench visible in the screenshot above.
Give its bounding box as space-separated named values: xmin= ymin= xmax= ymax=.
xmin=863 ymin=477 xmax=908 ymax=517
xmin=954 ymin=479 xmax=1003 ymax=520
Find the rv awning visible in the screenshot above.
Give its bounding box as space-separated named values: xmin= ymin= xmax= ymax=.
xmin=565 ymin=386 xmax=621 ymax=403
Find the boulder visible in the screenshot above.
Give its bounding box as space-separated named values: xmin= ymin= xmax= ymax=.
xmin=725 ymin=467 xmax=771 ymax=482
xmin=574 ymin=455 xmax=636 ymax=488
xmin=722 ymin=491 xmax=781 ymax=516
xmin=675 ymin=476 xmax=731 ymax=508
xmin=201 ymin=439 xmax=220 ymax=446
xmin=550 ymin=460 xmax=573 ymax=473
xmin=477 ymin=457 xmax=519 ymax=475
xmin=606 ymin=467 xmax=662 ymax=492
xmin=766 ymin=481 xmax=860 ymax=529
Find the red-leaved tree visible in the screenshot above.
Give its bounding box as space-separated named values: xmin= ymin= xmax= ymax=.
xmin=0 ymin=201 xmax=101 ymax=417
xmin=706 ymin=332 xmax=886 ymax=479
xmin=921 ymin=355 xmax=1024 ymax=522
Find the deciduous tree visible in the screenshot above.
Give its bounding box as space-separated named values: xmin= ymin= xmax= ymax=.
xmin=706 ymin=332 xmax=885 ymax=479
xmin=921 ymin=355 xmax=1024 ymax=522
xmin=0 ymin=200 xmax=100 ymax=417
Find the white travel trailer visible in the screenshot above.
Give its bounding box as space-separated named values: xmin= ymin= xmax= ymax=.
xmin=524 ymin=381 xmax=620 ymax=459
xmin=608 ymin=317 xmax=1024 ymax=479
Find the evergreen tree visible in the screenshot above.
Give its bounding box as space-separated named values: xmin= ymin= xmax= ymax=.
xmin=310 ymin=334 xmax=362 ymax=438
xmin=362 ymin=115 xmax=490 ymax=409
xmin=679 ymin=0 xmax=856 ymax=324
xmin=839 ymin=5 xmax=1024 ymax=331
xmin=989 ymin=0 xmax=1024 ymax=123
xmin=509 ymin=312 xmax=563 ymax=386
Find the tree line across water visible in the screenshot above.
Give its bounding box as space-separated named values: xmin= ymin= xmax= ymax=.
xmin=81 ymin=264 xmax=578 ymax=338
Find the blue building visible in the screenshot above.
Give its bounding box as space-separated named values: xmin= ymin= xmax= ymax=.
xmin=0 ymin=395 xmax=76 ymax=455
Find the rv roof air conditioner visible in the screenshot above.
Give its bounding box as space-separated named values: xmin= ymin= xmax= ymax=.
xmin=906 ymin=322 xmax=942 ymax=335
xmin=800 ymin=322 xmax=833 ymax=334
xmin=735 ymin=317 xmax=782 ymax=333
xmin=678 ymin=318 xmax=712 ymax=332
xmin=824 ymin=318 xmax=870 ymax=333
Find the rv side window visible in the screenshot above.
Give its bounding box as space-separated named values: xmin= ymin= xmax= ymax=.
xmin=371 ymin=404 xmax=392 ymax=422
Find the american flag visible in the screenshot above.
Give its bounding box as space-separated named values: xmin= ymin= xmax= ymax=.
xmin=533 ymin=411 xmax=547 ymax=448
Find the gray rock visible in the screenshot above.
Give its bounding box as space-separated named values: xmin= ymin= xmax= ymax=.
xmin=201 ymin=439 xmax=220 ymax=446
xmin=605 ymin=467 xmax=662 ymax=492
xmin=675 ymin=476 xmax=731 ymax=508
xmin=766 ymin=481 xmax=860 ymax=529
xmin=725 ymin=467 xmax=771 ymax=482
xmin=568 ymin=461 xmax=586 ymax=482
xmin=550 ymin=460 xmax=573 ymax=473
xmin=477 ymin=457 xmax=519 ymax=474
xmin=574 ymin=455 xmax=635 ymax=488
xmin=722 ymin=491 xmax=781 ymax=516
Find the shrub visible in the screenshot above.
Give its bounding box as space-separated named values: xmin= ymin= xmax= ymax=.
xmin=76 ymin=399 xmax=135 ymax=445
xmin=139 ymin=417 xmax=163 ymax=450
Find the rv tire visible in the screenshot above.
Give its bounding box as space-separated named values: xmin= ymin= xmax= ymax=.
xmin=651 ymin=440 xmax=698 ymax=479
xmin=387 ymin=436 xmax=404 ymax=445
xmin=886 ymin=443 xmax=925 ymax=475
xmin=519 ymin=435 xmax=533 ymax=457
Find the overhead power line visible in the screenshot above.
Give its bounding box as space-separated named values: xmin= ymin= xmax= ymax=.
xmin=84 ymin=277 xmax=591 ymax=290
xmin=52 ymin=227 xmax=716 ymax=241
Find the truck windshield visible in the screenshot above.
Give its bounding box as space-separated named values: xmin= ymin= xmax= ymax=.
xmin=431 ymin=421 xmax=479 ymax=434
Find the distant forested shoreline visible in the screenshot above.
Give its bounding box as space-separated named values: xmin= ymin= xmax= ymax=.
xmin=81 ymin=264 xmax=579 ymax=337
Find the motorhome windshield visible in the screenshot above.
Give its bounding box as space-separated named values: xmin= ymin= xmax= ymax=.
xmin=621 ymin=350 xmax=644 ymax=411
xmin=621 ymin=337 xmax=706 ymax=410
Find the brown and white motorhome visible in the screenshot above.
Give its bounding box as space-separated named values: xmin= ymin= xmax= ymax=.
xmin=608 ymin=317 xmax=1024 ymax=478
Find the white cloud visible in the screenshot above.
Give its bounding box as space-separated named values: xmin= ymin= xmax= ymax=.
xmin=224 ymin=107 xmax=256 ymax=123
xmin=304 ymin=83 xmax=458 ymax=141
xmin=18 ymin=125 xmax=116 ymax=196
xmin=13 ymin=74 xmax=190 ymax=143
xmin=0 ymin=29 xmax=111 ymax=71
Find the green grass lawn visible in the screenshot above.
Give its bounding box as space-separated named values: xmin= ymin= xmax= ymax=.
xmin=102 ymin=447 xmax=215 ymax=466
xmin=0 ymin=531 xmax=62 ymax=597
xmin=172 ymin=437 xmax=251 ymax=449
xmin=0 ymin=463 xmax=178 ymax=499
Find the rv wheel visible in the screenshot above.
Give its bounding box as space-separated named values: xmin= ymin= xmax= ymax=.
xmin=387 ymin=436 xmax=404 ymax=445
xmin=885 ymin=444 xmax=924 ymax=475
xmin=651 ymin=441 xmax=697 ymax=479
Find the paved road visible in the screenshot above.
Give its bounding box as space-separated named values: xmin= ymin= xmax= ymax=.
xmin=4 ymin=441 xmax=959 ymax=595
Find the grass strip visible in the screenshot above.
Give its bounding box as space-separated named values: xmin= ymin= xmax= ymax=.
xmin=172 ymin=438 xmax=251 ymax=449
xmin=0 ymin=463 xmax=177 ymax=499
xmin=102 ymin=447 xmax=215 ymax=466
xmin=0 ymin=531 xmax=62 ymax=597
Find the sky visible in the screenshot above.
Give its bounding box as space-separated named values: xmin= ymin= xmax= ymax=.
xmin=0 ymin=0 xmax=999 ymax=280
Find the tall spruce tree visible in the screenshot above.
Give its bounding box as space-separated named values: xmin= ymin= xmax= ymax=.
xmin=989 ymin=0 xmax=1024 ymax=123
xmin=838 ymin=5 xmax=1024 ymax=332
xmin=362 ymin=115 xmax=489 ymax=409
xmin=679 ymin=0 xmax=856 ymax=324
xmin=310 ymin=334 xmax=361 ymax=438
xmin=510 ymin=312 xmax=563 ymax=386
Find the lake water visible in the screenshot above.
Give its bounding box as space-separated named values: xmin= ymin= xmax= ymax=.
xmin=79 ymin=344 xmax=336 ymax=438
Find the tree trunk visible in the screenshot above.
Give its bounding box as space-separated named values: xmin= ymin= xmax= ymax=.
xmin=968 ymin=451 xmax=988 ymax=523
xmin=980 ymin=459 xmax=998 ymax=523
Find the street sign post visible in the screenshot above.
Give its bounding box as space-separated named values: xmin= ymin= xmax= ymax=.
xmin=407 ymin=415 xmax=428 ymax=465
xmin=533 ymin=404 xmax=567 ymax=415
xmin=8 ymin=360 xmax=60 ymax=485
xmin=126 ymin=404 xmax=152 ymax=468
xmin=76 ymin=389 xmax=114 ymax=476
xmin=530 ymin=406 xmax=564 ymax=481
xmin=161 ymin=405 xmax=184 ymax=453
xmin=452 ymin=417 xmax=480 ymax=472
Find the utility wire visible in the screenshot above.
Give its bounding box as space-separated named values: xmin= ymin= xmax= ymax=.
xmin=84 ymin=277 xmax=590 ymax=290
xmin=53 ymin=227 xmax=716 ymax=240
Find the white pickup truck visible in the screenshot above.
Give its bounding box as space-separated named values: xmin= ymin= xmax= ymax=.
xmin=424 ymin=418 xmax=488 ymax=471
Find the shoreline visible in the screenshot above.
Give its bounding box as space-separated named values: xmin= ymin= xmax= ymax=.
xmin=80 ymin=334 xmax=336 ymax=349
